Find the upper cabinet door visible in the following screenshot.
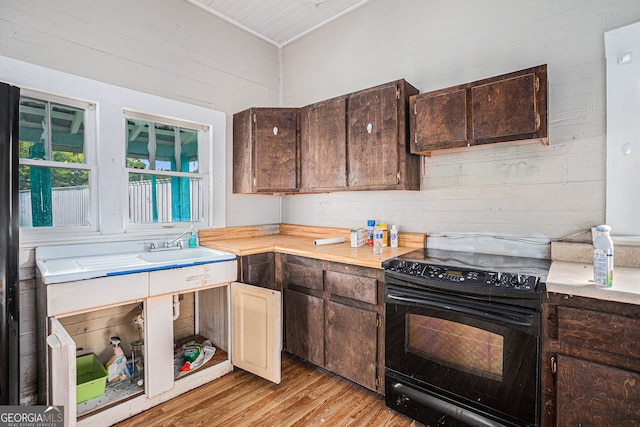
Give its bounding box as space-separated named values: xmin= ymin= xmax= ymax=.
xmin=348 ymin=84 xmax=399 ymax=188
xmin=231 ymin=282 xmax=282 ymax=384
xmin=411 ymin=88 xmax=468 ymax=153
xmin=471 ymin=72 xmax=539 ymax=141
xmin=300 ymin=97 xmax=347 ymax=191
xmin=233 ymin=108 xmax=299 ymax=194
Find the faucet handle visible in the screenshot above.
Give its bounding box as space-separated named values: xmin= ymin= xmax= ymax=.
xmin=144 ymin=241 xmax=156 ymax=250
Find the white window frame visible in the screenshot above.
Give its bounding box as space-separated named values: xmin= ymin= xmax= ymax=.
xmin=123 ymin=109 xmax=211 ymax=231
xmin=18 ymin=88 xmax=99 ymax=236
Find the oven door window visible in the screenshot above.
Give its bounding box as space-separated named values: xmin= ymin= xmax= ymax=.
xmin=407 ymin=315 xmax=504 ymax=382
xmin=385 ymin=287 xmax=540 ymax=425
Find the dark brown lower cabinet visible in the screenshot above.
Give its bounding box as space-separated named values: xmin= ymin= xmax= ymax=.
xmin=325 ymin=300 xmax=378 ymax=390
xmin=284 ymin=288 xmax=324 ymax=367
xmin=239 ymin=253 xmax=276 ymax=290
xmin=542 ymin=292 xmax=640 ymax=427
xmin=279 ymin=254 xmax=384 ymax=393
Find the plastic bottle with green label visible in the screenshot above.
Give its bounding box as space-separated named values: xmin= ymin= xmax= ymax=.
xmin=593 ymin=225 xmax=613 ymax=287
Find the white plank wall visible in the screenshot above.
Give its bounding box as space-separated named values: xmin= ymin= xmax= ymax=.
xmin=280 ymin=0 xmax=640 ymax=240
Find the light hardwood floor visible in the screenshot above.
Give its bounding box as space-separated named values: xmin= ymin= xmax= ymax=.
xmin=114 ymin=354 xmax=420 ymax=426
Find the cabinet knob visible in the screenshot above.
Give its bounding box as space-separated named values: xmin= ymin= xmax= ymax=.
xmin=367 ymin=123 xmax=372 ymax=133
xmin=273 ymin=126 xmax=278 ymax=135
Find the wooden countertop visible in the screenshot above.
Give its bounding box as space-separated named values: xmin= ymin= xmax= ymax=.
xmin=199 ymin=224 xmax=424 ymax=269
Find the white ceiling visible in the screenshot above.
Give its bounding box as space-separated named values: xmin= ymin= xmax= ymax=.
xmin=185 ymin=0 xmax=371 ymax=47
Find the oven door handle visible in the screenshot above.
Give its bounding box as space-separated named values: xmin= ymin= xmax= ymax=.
xmin=386 ymin=293 xmax=534 ymax=327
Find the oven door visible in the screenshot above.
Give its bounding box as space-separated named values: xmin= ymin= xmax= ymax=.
xmin=385 ymin=279 xmax=540 ymax=426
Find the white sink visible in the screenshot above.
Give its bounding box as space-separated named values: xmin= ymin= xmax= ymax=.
xmin=36 ymin=241 xmax=236 ymax=284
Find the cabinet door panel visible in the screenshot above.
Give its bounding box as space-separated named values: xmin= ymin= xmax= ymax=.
xmin=301 ymin=98 xmax=347 ymax=190
xmin=325 ymin=301 xmax=378 ymax=390
xmin=253 ymin=110 xmax=298 ymax=191
xmin=284 ymin=289 xmax=324 ymax=366
xmin=231 ymin=282 xmax=281 ymax=384
xmin=283 ymin=261 xmax=324 ymax=292
xmin=556 ymin=354 xmax=640 ymax=426
xmin=348 ymin=84 xmax=399 ymax=188
xmin=413 ymin=89 xmax=468 ymax=152
xmin=471 ymin=73 xmax=538 ymax=141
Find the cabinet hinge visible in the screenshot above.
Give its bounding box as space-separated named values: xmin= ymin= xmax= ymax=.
xmin=535 ymin=76 xmax=540 ymax=92
xmin=415 ymin=132 xmax=418 ymax=144
xmin=550 ymin=356 xmax=557 ymax=375
xmin=414 ymin=102 xmax=417 ymax=115
xmin=376 ymin=316 xmax=381 ymax=328
xmin=397 ymin=171 xmax=401 ymax=184
xmin=396 ymin=86 xmax=400 ymax=100
xmin=376 ymin=376 xmax=383 ymax=387
xmin=253 ymin=114 xmax=257 ymax=123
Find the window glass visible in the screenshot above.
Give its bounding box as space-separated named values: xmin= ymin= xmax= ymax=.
xmin=125 ymin=113 xmax=204 ymax=225
xmin=18 ymin=96 xmax=91 ymax=228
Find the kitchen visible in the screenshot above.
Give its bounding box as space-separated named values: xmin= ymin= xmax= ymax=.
xmin=1 ymin=0 xmax=640 ymax=426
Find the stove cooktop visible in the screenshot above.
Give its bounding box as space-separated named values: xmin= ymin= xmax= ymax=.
xmin=383 ymin=248 xmax=551 ymax=293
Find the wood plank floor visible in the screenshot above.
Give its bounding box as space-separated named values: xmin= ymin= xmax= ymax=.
xmin=115 ymin=354 xmax=420 ymax=426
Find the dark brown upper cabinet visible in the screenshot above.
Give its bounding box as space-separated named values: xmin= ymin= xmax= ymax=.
xmin=348 ymin=79 xmax=420 ymax=190
xmin=300 ymin=96 xmax=348 ymax=192
xmin=233 ymin=108 xmax=299 ymax=193
xmin=410 ymin=64 xmax=548 ymax=155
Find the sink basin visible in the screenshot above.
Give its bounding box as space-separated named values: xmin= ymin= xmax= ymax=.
xmin=36 ymin=242 xmax=236 ymax=284
xmin=137 ymin=247 xmax=232 ymax=263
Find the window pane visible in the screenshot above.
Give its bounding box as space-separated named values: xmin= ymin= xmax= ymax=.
xmin=19 ymin=97 xmax=47 ymax=160
xmin=154 ymin=123 xmax=176 ymax=171
xmin=181 ymin=128 xmax=199 ymax=172
xmin=19 ymin=165 xmax=90 ymax=227
xmin=126 ymin=119 xmax=151 ymax=170
xmin=51 ymin=103 xmax=85 ymax=163
xmin=128 ymin=173 xmax=203 ymax=224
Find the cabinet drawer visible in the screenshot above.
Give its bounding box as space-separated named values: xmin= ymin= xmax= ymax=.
xmin=325 ymin=270 xmax=377 ymax=305
xmin=558 ymin=306 xmax=640 ymax=359
xmin=283 ymin=262 xmax=324 ymax=291
xmin=149 ymin=260 xmax=238 ymax=296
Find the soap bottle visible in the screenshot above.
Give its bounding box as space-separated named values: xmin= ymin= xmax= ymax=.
xmin=381 ymin=223 xmax=388 ymax=246
xmin=188 ymin=231 xmax=198 ymax=248
xmin=390 ymin=225 xmax=398 ymax=248
xmin=593 ymin=225 xmax=614 ymax=287
xmin=373 ymin=224 xmax=383 ymax=255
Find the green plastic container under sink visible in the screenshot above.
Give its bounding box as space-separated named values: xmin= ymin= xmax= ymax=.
xmin=76 ymin=354 xmax=108 ymax=403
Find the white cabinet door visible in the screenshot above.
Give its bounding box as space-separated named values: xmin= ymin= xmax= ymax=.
xmin=231 ymin=282 xmax=281 ymax=384
xmin=48 ymin=317 xmax=77 ymax=427
xmin=145 ymin=295 xmax=175 ymax=397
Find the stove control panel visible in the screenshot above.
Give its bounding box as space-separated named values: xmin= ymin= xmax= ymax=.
xmin=383 ymin=260 xmax=540 ymax=292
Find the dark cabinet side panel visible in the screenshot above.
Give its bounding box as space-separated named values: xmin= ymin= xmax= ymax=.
xmin=240 ymin=253 xmax=276 ymax=290
xmin=232 ymin=110 xmax=252 ymax=193
xmin=300 ymin=98 xmax=347 ymax=191
xmin=556 ymin=355 xmax=640 ymax=427
xmin=325 ymin=301 xmax=378 ymax=391
xmin=284 ymin=289 xmax=324 ymax=367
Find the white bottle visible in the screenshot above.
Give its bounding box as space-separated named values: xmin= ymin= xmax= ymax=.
xmin=390 ymin=225 xmax=398 ymax=248
xmin=593 ymin=225 xmax=614 ymax=287
xmin=373 ymin=224 xmax=383 ymax=255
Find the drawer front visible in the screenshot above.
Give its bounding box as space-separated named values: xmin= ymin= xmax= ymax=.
xmin=149 ymin=260 xmax=238 ymax=296
xmin=47 ymin=272 xmax=148 ymax=316
xmin=325 ymin=270 xmax=377 ymax=305
xmin=283 ymin=262 xmax=324 ymax=291
xmin=558 ymin=306 xmax=640 ymax=359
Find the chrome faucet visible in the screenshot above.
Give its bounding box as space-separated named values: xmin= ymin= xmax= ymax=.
xmin=164 ymin=231 xmax=191 ymax=249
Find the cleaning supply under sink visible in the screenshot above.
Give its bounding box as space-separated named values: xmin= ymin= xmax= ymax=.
xmin=105 ymin=337 xmax=129 ymax=382
xmin=180 ymin=344 xmax=204 ymax=371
